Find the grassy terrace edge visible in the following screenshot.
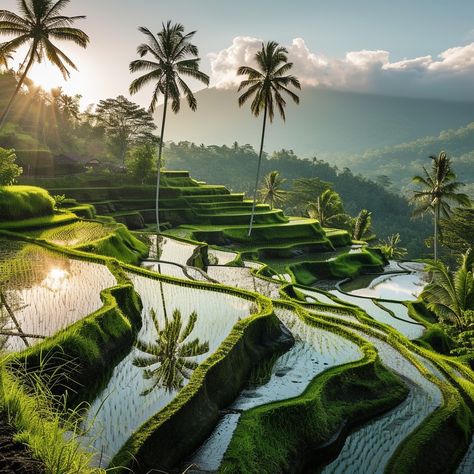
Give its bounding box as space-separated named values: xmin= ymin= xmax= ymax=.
xmin=220 ymin=301 xmax=409 ymax=473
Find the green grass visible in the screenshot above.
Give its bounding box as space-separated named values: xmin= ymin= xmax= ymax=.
xmin=0 ymin=212 xmax=78 ymax=230
xmin=0 ymin=185 xmax=55 ymax=220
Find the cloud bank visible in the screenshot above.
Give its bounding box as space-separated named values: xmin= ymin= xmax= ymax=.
xmin=209 ymin=37 xmax=474 ymax=101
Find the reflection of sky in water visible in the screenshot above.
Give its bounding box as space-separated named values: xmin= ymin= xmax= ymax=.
xmin=82 ymin=272 xmax=254 ymax=467
xmin=0 ymin=241 xmax=116 ymax=351
xmin=349 ymin=271 xmax=428 ymax=301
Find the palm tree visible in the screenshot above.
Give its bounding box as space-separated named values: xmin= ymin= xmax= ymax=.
xmin=238 ymin=41 xmax=301 ymax=236
xmin=378 ymin=233 xmax=408 ymax=260
xmin=351 ymin=209 xmax=375 ymax=242
xmin=129 ymin=22 xmax=209 ymax=232
xmin=0 ymin=0 xmax=89 ymax=129
xmin=307 ymin=189 xmax=349 ymax=228
xmin=412 ymin=151 xmax=469 ymax=261
xmin=259 ymin=170 xmax=286 ymax=209
xmin=133 ymin=309 xmax=209 ymax=395
xmin=421 ymin=249 xmax=474 ymax=331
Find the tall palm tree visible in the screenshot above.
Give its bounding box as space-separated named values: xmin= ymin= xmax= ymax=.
xmin=259 ymin=170 xmax=286 ymax=209
xmin=238 ymin=41 xmax=301 ymax=236
xmin=421 ymin=249 xmax=474 ymax=331
xmin=412 ymin=151 xmax=469 ymax=261
xmin=0 ymin=0 xmax=89 ymax=129
xmin=307 ymin=189 xmax=349 ymax=228
xmin=129 ymin=22 xmax=209 ymax=232
xmin=133 ymin=309 xmax=209 ymax=395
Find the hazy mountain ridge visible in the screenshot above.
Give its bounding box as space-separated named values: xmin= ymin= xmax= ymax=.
xmin=334 ymin=122 xmax=474 ymax=190
xmin=156 ymin=87 xmax=474 ymax=155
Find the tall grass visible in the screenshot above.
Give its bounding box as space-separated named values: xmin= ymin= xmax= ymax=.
xmin=0 ymin=353 xmax=104 ymax=474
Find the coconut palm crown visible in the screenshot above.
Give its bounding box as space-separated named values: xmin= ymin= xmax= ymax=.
xmin=411 ymin=151 xmax=469 ymax=260
xmin=238 ymin=41 xmax=301 ymax=236
xmin=259 ymin=170 xmax=286 ymax=209
xmin=0 ymin=0 xmax=89 ymax=128
xmin=129 ymin=21 xmax=209 ymax=231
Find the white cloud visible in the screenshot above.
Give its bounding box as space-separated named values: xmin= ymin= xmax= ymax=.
xmin=209 ymin=37 xmax=474 ymax=100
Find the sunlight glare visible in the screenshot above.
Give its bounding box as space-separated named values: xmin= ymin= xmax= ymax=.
xmin=42 ymin=267 xmax=69 ymax=292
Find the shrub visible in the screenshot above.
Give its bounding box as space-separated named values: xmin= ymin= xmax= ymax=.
xmin=0 ymin=147 xmax=22 ymax=185
xmin=0 ymin=185 xmax=55 ymax=221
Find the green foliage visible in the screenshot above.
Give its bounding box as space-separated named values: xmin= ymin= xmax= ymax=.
xmin=95 ymin=96 xmax=157 ymax=164
xmin=258 ymin=171 xmax=286 ymax=209
xmin=0 ymin=0 xmax=89 ymax=126
xmin=377 ymin=233 xmax=408 ymax=259
xmin=0 ymin=185 xmax=54 ymax=220
xmin=412 ymin=151 xmax=470 ymax=259
xmin=0 ymin=147 xmax=22 ymax=184
xmin=351 ymin=209 xmax=375 ymax=241
xmin=307 ymin=188 xmax=350 ymax=228
xmin=52 ymin=194 xmax=66 ymax=209
xmin=127 ymin=143 xmax=156 ymax=183
xmin=440 ymin=206 xmax=474 ymax=260
xmin=421 ymin=249 xmax=474 ymax=331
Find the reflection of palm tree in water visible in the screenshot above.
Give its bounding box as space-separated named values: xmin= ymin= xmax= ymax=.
xmin=133 ymin=309 xmax=209 ymax=395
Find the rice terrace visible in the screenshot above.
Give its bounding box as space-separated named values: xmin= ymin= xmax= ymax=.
xmin=0 ymin=1 xmax=474 ymax=473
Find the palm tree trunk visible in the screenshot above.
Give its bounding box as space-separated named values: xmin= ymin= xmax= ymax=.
xmin=434 ymin=204 xmax=440 ymax=261
xmin=156 ymin=92 xmax=168 ymax=233
xmin=248 ymin=101 xmax=268 ymax=237
xmin=0 ymin=50 xmax=35 ymax=130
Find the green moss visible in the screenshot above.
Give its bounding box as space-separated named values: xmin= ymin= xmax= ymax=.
xmin=0 ymin=185 xmax=55 ymax=220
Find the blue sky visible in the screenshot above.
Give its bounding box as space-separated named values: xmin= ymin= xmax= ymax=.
xmin=2 ymin=0 xmax=474 ymax=106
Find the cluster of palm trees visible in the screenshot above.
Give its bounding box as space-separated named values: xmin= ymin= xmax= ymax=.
xmin=1 ymin=1 xmax=301 ymax=236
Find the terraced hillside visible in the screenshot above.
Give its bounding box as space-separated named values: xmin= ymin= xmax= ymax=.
xmin=0 ymin=183 xmax=473 ymax=473
xmin=47 ymin=171 xmax=351 ymax=251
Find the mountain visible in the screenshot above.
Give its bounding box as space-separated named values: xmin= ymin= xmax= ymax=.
xmin=330 ymin=122 xmax=474 ymax=190
xmin=156 ymin=87 xmax=474 ymax=155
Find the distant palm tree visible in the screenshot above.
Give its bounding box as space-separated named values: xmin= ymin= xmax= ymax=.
xmin=133 ymin=309 xmax=209 ymax=395
xmin=351 ymin=209 xmax=374 ymax=242
xmin=0 ymin=0 xmax=89 ymax=129
xmin=129 ymin=22 xmax=209 ymax=232
xmin=421 ymin=249 xmax=474 ymax=331
xmin=378 ymin=233 xmax=408 ymax=260
xmin=259 ymin=170 xmax=286 ymax=209
xmin=307 ymin=189 xmax=349 ymax=228
xmin=238 ymin=41 xmax=301 ymax=236
xmin=412 ymin=151 xmax=469 ymax=261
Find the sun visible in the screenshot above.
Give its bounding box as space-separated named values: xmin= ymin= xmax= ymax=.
xmin=27 ymin=62 xmax=67 ymax=91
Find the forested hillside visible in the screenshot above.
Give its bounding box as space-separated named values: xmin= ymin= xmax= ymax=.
xmin=165 ymin=143 xmax=429 ymax=256
xmin=332 ymin=122 xmax=474 ymax=190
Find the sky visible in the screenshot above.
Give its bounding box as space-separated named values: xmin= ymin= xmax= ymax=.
xmin=2 ymin=0 xmax=474 ymax=108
